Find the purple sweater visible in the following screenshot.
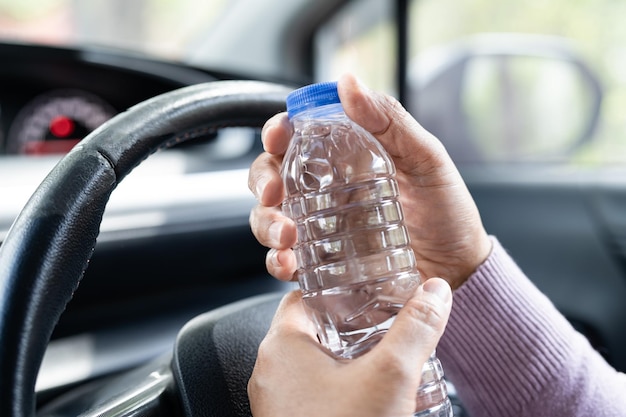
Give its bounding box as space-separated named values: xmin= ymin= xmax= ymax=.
xmin=437 ymin=237 xmax=626 ymax=417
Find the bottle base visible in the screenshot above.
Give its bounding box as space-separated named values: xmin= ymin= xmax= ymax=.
xmin=414 ymin=398 xmax=454 ymax=417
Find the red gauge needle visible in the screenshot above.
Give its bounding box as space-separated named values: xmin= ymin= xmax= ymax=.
xmin=49 ymin=115 xmax=75 ymax=138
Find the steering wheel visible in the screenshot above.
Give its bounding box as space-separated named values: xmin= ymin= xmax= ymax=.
xmin=0 ymin=81 xmax=292 ymax=417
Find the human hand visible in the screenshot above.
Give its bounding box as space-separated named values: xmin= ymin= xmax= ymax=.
xmin=248 ymin=73 xmax=491 ymax=289
xmin=248 ymin=278 xmax=453 ymax=417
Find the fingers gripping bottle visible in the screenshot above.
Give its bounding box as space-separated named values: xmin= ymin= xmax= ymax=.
xmin=281 ymin=82 xmax=452 ymax=417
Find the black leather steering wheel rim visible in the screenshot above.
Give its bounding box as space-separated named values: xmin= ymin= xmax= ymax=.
xmin=0 ymin=80 xmax=290 ymax=417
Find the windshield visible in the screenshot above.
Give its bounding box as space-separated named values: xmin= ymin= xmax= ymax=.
xmin=0 ymin=0 xmax=229 ymax=62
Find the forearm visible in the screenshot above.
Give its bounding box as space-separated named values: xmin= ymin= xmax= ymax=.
xmin=437 ymin=237 xmax=626 ymax=417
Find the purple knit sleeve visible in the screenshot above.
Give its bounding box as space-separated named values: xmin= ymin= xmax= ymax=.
xmin=437 ymin=237 xmax=626 ymax=417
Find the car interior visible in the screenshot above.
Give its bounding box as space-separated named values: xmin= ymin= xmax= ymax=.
xmin=1 ymin=0 xmax=625 ymax=416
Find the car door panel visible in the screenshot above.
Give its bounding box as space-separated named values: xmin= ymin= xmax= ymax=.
xmin=467 ymin=176 xmax=626 ymax=371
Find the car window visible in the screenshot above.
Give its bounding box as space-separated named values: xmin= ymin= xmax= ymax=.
xmin=313 ymin=0 xmax=397 ymax=97
xmin=408 ymin=0 xmax=626 ymax=167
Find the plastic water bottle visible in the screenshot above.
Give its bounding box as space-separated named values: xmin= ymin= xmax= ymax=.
xmin=281 ymin=82 xmax=452 ymax=417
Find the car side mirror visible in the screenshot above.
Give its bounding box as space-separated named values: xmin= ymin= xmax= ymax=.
xmin=407 ymin=34 xmax=603 ymax=163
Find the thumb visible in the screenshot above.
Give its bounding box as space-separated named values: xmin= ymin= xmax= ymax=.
xmin=336 ymin=72 xmax=450 ymax=176
xmin=374 ymin=278 xmax=452 ymax=367
xmin=336 ymin=72 xmax=402 ymax=137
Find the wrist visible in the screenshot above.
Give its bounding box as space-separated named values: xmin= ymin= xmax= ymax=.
xmin=450 ymin=232 xmax=493 ymax=290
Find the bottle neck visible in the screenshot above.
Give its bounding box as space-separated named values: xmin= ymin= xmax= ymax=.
xmin=289 ymin=103 xmax=347 ymax=126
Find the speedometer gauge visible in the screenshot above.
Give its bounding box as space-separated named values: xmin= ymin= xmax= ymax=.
xmin=6 ymin=90 xmax=116 ymax=155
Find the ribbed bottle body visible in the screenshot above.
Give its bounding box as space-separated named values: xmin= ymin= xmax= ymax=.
xmin=282 ymin=107 xmax=420 ymax=358
xmin=282 ymin=93 xmax=452 ymax=416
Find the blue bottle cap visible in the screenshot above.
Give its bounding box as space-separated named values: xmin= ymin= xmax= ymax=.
xmin=286 ymin=81 xmax=340 ymax=119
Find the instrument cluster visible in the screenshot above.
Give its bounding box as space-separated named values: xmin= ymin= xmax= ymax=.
xmin=0 ymin=42 xmax=220 ymax=156
xmin=2 ymin=89 xmax=116 ymax=155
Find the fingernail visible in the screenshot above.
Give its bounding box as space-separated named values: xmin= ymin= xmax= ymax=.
xmin=269 ymin=222 xmax=283 ymax=245
xmin=261 ymin=119 xmax=278 ymax=151
xmin=255 ymin=176 xmax=269 ymax=200
xmin=261 ymin=118 xmax=274 ymax=138
xmin=422 ymin=278 xmax=452 ymax=303
xmin=268 ymin=249 xmax=281 ymax=267
xmin=353 ymin=75 xmax=369 ymax=92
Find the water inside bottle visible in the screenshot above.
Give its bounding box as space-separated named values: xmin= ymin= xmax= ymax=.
xmin=301 ymin=270 xmax=419 ymax=359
